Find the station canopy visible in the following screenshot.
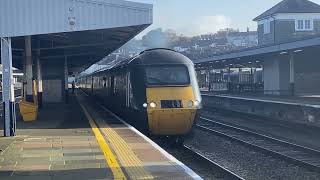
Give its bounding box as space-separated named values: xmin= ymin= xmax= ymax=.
xmin=193 ymin=36 xmax=320 ymax=70
xmin=0 ymin=0 xmax=153 ymax=74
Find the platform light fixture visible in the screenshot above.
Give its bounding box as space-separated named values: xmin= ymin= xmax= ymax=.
xmin=280 ymin=51 xmax=288 ymax=55
xmin=294 ymin=49 xmax=303 ymax=53
xmin=248 ymin=62 xmax=252 ymax=64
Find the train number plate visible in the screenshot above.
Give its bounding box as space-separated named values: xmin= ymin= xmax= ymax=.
xmin=161 ymin=100 xmax=183 ymax=108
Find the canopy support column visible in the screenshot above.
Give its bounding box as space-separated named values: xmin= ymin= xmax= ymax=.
xmin=289 ymin=52 xmax=295 ymax=96
xmin=65 ymin=56 xmax=69 ymax=103
xmin=36 ymin=51 xmax=43 ymax=108
xmin=1 ymin=37 xmax=16 ymax=137
xmin=25 ymin=36 xmax=33 ymax=102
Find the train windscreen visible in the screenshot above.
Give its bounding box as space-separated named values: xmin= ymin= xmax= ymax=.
xmin=145 ymin=66 xmax=190 ymax=86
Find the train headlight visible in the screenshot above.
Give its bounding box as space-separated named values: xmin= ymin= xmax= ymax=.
xmin=187 ymin=100 xmax=193 ymax=108
xmin=194 ymin=100 xmax=200 ymax=108
xmin=143 ymin=103 xmax=148 ymax=108
xmin=150 ymin=102 xmax=157 ymax=108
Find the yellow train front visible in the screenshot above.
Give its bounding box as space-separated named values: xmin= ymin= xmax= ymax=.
xmin=78 ymin=48 xmax=202 ymax=137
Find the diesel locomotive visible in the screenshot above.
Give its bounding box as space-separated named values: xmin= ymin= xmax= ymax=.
xmin=78 ymin=48 xmax=201 ymax=137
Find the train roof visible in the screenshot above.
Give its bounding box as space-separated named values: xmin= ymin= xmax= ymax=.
xmin=94 ymin=48 xmax=193 ymax=74
xmin=137 ymin=48 xmax=193 ymax=65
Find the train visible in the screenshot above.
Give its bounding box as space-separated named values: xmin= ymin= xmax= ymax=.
xmin=78 ymin=48 xmax=202 ymax=140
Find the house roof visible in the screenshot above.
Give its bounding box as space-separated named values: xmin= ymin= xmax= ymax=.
xmin=253 ymin=0 xmax=320 ymax=21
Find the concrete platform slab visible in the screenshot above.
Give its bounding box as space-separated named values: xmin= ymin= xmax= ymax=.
xmin=0 ymin=94 xmax=114 ymax=180
xmin=77 ymin=91 xmax=201 ymax=179
xmin=0 ymin=92 xmax=201 ymax=179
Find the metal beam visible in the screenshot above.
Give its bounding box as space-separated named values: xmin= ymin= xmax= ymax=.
xmin=35 ymin=41 xmax=118 ymax=51
xmin=39 ymin=53 xmax=97 ymax=59
xmin=1 ymin=37 xmax=16 ymax=137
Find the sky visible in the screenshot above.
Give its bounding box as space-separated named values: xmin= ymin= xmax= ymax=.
xmin=130 ymin=0 xmax=320 ymax=38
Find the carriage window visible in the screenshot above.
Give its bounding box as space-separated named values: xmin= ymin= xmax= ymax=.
xmin=146 ymin=66 xmax=190 ymax=86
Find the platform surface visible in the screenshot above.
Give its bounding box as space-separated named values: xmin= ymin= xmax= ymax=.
xmin=202 ymin=92 xmax=320 ymax=108
xmin=0 ymin=92 xmax=200 ymax=180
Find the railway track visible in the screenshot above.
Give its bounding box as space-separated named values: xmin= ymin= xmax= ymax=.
xmin=197 ymin=116 xmax=320 ymax=172
xmin=154 ymin=136 xmax=245 ymax=180
xmin=182 ymin=145 xmax=245 ymax=180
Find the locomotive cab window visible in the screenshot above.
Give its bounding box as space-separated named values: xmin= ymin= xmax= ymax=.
xmin=145 ymin=65 xmax=190 ymax=86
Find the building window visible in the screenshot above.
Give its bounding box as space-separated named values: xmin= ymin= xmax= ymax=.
xmin=295 ymin=19 xmax=313 ymax=31
xmin=297 ymin=20 xmax=304 ymax=30
xmin=264 ymin=20 xmax=270 ymax=34
xmin=305 ymin=20 xmax=311 ymax=29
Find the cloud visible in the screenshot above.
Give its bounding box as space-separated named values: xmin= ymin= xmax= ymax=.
xmin=179 ymin=15 xmax=232 ymax=36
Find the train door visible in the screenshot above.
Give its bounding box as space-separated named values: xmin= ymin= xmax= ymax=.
xmin=103 ymin=76 xmax=107 ymax=95
xmin=91 ymin=76 xmax=94 ymax=94
xmin=110 ymin=76 xmax=115 ymax=96
xmin=126 ymin=72 xmax=131 ymax=108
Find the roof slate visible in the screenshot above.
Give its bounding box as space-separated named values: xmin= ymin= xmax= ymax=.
xmin=253 ymin=0 xmax=320 ymax=21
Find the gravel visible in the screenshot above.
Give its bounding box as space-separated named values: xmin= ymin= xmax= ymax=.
xmin=155 ymin=138 xmax=222 ymax=180
xmin=200 ymin=109 xmax=320 ymax=151
xmin=184 ymin=128 xmax=320 ymax=180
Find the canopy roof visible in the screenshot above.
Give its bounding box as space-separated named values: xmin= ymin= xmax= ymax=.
xmin=0 ymin=0 xmax=153 ymax=74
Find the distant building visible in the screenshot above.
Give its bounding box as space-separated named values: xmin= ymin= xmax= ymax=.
xmin=226 ymin=31 xmax=258 ymax=47
xmin=254 ymin=0 xmax=320 ymax=45
xmin=173 ymin=46 xmax=189 ymax=52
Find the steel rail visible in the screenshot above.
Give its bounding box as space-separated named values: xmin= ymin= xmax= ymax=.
xmin=183 ymin=145 xmax=245 ymax=180
xmin=197 ymin=116 xmax=320 ymax=172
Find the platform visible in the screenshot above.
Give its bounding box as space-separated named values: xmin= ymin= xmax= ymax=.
xmin=0 ymin=92 xmax=200 ymax=179
xmin=202 ymin=92 xmax=320 ymax=108
xmin=202 ymin=93 xmax=320 ymax=128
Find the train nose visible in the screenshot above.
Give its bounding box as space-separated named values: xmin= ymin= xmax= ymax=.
xmin=147 ymin=109 xmax=197 ymax=135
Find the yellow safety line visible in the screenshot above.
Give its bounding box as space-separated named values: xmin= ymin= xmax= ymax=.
xmin=79 ymin=102 xmax=126 ymax=180
xmin=100 ymin=126 xmax=154 ymax=179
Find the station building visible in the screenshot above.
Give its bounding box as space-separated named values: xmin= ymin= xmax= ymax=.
xmin=195 ymin=0 xmax=320 ymax=96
